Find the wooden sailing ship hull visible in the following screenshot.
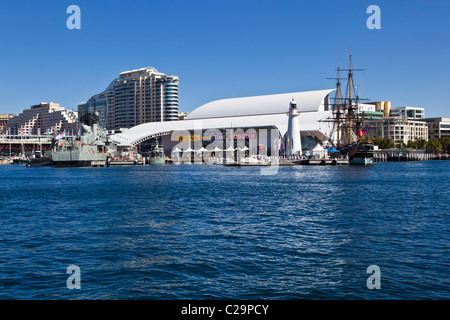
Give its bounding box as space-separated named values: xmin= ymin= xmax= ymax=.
xmin=340 ymin=139 xmax=374 ymax=165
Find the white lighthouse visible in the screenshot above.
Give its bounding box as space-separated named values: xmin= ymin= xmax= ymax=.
xmin=286 ymin=98 xmax=302 ymax=156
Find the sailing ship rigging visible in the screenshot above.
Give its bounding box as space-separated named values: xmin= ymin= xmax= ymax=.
xmin=323 ymin=54 xmax=374 ymax=165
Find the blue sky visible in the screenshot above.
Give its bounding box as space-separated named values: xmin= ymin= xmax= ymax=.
xmin=0 ymin=0 xmax=449 ymax=117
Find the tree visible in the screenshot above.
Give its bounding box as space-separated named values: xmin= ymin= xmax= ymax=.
xmin=407 ymin=138 xmax=427 ymax=150
xmin=438 ymin=137 xmax=450 ymax=153
xmin=426 ymin=139 xmax=442 ymax=153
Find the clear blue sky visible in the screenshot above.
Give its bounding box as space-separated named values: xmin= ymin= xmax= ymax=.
xmin=0 ymin=0 xmax=449 ymax=117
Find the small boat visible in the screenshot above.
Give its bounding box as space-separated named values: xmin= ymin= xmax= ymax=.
xmin=0 ymin=157 xmax=13 ymax=165
xmin=12 ymin=156 xmax=30 ymax=164
xmin=26 ymin=151 xmax=53 ymax=167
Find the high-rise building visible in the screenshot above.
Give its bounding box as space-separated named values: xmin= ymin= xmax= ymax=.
xmin=79 ymin=67 xmax=180 ymax=131
xmin=5 ymin=102 xmax=78 ymax=135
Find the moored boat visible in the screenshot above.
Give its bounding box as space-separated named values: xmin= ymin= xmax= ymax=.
xmin=26 ymin=151 xmax=53 ymax=167
xmin=12 ymin=156 xmax=30 ymax=164
xmin=149 ymin=144 xmax=165 ymax=165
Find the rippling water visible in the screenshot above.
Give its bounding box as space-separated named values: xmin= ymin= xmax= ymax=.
xmin=0 ymin=161 xmax=449 ymax=299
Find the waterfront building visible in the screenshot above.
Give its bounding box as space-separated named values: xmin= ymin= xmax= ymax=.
xmin=362 ymin=102 xmax=425 ymax=120
xmin=420 ymin=117 xmax=450 ymax=140
xmin=0 ymin=114 xmax=15 ymax=134
xmin=110 ymin=89 xmax=334 ymax=156
xmin=79 ymin=67 xmax=180 ymax=131
xmin=365 ymin=117 xmax=429 ymax=145
xmin=390 ymin=106 xmax=425 ymax=120
xmin=358 ymin=103 xmax=384 ymax=121
xmin=5 ymin=102 xmax=78 ymax=136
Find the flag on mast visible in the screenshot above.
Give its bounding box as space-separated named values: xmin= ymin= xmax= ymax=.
xmin=55 ymin=130 xmax=66 ymax=140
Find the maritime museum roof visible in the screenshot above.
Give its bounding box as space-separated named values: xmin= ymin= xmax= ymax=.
xmin=186 ymin=89 xmax=333 ymax=120
xmin=110 ymin=89 xmax=334 ymax=146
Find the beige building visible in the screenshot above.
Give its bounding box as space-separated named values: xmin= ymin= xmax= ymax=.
xmin=5 ymin=102 xmax=78 ymax=135
xmin=366 ymin=117 xmax=429 ymax=144
xmin=365 ymin=101 xmax=392 ymax=117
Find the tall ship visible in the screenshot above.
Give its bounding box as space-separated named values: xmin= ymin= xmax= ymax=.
xmin=324 ymin=54 xmax=374 ymax=165
xmin=51 ymin=111 xmax=116 ymax=167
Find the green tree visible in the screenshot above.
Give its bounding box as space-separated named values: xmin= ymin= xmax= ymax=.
xmin=438 ymin=137 xmax=450 ymax=153
xmin=426 ymin=139 xmax=443 ymax=152
xmin=407 ymin=138 xmax=427 ymax=150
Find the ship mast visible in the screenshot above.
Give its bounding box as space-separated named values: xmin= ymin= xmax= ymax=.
xmin=322 ymin=52 xmax=365 ymax=148
xmin=333 ymin=66 xmax=343 ymax=146
xmin=341 ymin=52 xmax=364 ymax=145
xmin=324 ymin=65 xmax=345 ymax=147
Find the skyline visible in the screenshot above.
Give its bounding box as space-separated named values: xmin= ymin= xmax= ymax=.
xmin=0 ymin=0 xmax=449 ymax=117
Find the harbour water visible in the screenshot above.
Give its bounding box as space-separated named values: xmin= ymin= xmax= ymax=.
xmin=0 ymin=161 xmax=449 ymax=300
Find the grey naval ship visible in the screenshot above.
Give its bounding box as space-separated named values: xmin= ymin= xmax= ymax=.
xmin=51 ymin=111 xmax=116 ymax=167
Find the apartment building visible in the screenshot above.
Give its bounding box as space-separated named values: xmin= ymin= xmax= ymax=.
xmin=366 ymin=117 xmax=429 ymax=144
xmin=5 ymin=102 xmax=78 ymax=135
xmin=420 ymin=117 xmax=450 ymax=140
xmin=79 ymin=67 xmax=180 ymax=131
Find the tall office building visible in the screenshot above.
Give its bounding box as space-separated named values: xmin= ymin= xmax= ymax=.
xmin=79 ymin=67 xmax=180 ymax=131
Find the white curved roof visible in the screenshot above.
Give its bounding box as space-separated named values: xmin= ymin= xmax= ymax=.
xmin=111 ymin=89 xmax=334 ymax=145
xmin=186 ymin=89 xmax=334 ymax=120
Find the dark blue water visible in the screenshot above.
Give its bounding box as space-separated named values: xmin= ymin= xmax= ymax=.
xmin=0 ymin=161 xmax=449 ymax=299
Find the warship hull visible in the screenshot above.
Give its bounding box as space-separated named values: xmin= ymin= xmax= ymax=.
xmin=51 ymin=150 xmax=109 ymax=167
xmin=149 ymin=157 xmax=165 ymax=165
xmin=52 ymin=160 xmax=107 ymax=167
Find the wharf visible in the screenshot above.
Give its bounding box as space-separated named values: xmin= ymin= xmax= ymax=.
xmin=300 ymin=158 xmax=349 ymax=165
xmin=108 ymin=159 xmax=145 ymax=166
xmin=374 ymin=150 xmax=450 ymax=162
